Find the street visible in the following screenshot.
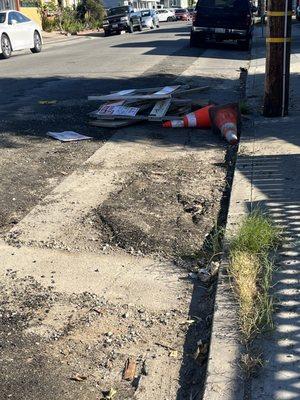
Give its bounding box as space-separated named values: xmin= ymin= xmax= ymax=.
xmin=0 ymin=22 xmax=249 ymax=400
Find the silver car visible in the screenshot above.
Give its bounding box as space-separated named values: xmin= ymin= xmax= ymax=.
xmin=141 ymin=9 xmax=159 ymax=29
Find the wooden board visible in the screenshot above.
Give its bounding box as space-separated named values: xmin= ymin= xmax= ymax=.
xmin=89 ymin=119 xmax=139 ymax=128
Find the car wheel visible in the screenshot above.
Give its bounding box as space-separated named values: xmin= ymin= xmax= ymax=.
xmin=30 ymin=31 xmax=42 ymax=54
xmin=104 ymin=30 xmax=110 ymax=36
xmin=1 ymin=34 xmax=12 ymax=59
xmin=167 ymin=17 xmax=172 ymax=22
xmin=128 ymin=22 xmax=134 ymax=33
xmin=137 ymin=22 xmax=143 ymax=31
xmin=238 ymin=37 xmax=251 ymax=51
xmin=156 ymin=23 xmax=160 ymax=28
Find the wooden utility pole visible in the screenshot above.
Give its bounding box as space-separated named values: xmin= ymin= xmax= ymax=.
xmin=263 ymin=0 xmax=292 ymax=117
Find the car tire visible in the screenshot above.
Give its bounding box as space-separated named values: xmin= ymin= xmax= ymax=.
xmin=1 ymin=34 xmax=12 ymax=59
xmin=238 ymin=37 xmax=251 ymax=51
xmin=190 ymin=31 xmax=203 ymax=48
xmin=104 ymin=30 xmax=110 ymax=36
xmin=128 ymin=22 xmax=134 ymax=33
xmin=30 ymin=31 xmax=42 ymax=54
xmin=167 ymin=17 xmax=172 ymax=22
xmin=156 ymin=23 xmax=160 ymax=28
xmin=137 ymin=22 xmax=143 ymax=31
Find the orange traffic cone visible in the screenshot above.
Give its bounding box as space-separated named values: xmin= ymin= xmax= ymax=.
xmin=209 ymin=104 xmax=239 ymax=145
xmin=183 ymin=105 xmax=213 ymax=128
xmin=163 ymin=120 xmax=184 ymax=128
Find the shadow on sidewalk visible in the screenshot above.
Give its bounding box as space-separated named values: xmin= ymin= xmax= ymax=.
xmin=235 ymin=152 xmax=300 ymax=399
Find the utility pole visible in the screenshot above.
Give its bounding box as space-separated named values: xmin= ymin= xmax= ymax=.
xmin=263 ymin=0 xmax=292 ymax=117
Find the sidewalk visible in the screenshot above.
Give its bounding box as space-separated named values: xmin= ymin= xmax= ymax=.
xmin=42 ymin=29 xmax=103 ymax=45
xmin=203 ymin=24 xmax=300 ymax=400
xmin=246 ymin=23 xmax=300 ymax=400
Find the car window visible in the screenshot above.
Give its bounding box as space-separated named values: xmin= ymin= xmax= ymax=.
xmin=197 ymin=0 xmax=249 ymax=9
xmin=107 ymin=7 xmax=129 ymax=16
xmin=0 ymin=12 xmax=6 ymax=24
xmin=141 ymin=10 xmax=151 ymax=17
xmin=16 ymin=12 xmax=31 ymax=23
xmin=8 ymin=12 xmax=18 ymax=24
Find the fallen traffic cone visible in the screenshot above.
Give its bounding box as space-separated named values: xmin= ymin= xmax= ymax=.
xmin=163 ymin=120 xmax=184 ymax=128
xmin=183 ymin=105 xmax=213 ymax=128
xmin=209 ymin=103 xmax=240 ymax=145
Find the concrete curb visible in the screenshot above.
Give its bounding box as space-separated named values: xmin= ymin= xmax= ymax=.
xmin=43 ymin=35 xmax=91 ymax=46
xmin=202 ymin=36 xmax=261 ymax=400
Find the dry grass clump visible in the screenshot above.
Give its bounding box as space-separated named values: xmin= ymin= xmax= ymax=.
xmin=229 ymin=210 xmax=280 ymax=341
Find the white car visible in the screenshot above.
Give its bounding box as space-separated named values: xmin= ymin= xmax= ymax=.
xmin=140 ymin=9 xmax=159 ymax=29
xmin=0 ymin=10 xmax=43 ymax=59
xmin=156 ymin=9 xmax=176 ymax=22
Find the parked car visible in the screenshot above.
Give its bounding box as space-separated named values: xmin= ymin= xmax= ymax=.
xmin=190 ymin=0 xmax=255 ymax=50
xmin=0 ymin=10 xmax=42 ymax=59
xmin=296 ymin=5 xmax=300 ymax=21
xmin=140 ymin=9 xmax=160 ymax=29
xmin=175 ymin=8 xmax=191 ymax=21
xmin=187 ymin=7 xmax=196 ymax=16
xmin=156 ymin=8 xmax=176 ymax=22
xmin=103 ymin=6 xmax=142 ymax=36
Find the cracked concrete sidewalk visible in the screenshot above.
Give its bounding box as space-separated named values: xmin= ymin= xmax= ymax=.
xmin=203 ymin=23 xmax=300 ymax=400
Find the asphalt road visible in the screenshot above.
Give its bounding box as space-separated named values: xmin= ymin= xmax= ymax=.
xmin=0 ymin=22 xmax=198 ymax=112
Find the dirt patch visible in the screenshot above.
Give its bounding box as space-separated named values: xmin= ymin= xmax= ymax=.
xmin=95 ymin=155 xmax=226 ymax=260
xmin=0 ymin=273 xmax=195 ymax=400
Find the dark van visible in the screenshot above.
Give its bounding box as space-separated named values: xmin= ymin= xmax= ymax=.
xmin=190 ymin=0 xmax=255 ymax=50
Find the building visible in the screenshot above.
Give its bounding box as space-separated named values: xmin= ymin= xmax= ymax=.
xmin=103 ymin=0 xmax=121 ymax=8
xmin=0 ymin=0 xmax=18 ymax=9
xmin=121 ymin=0 xmax=189 ymax=9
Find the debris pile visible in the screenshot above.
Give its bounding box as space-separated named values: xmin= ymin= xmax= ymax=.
xmin=88 ymin=85 xmax=241 ymax=145
xmin=88 ymin=84 xmax=209 ymax=127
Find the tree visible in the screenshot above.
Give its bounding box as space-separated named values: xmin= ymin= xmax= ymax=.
xmin=77 ymin=0 xmax=105 ymax=29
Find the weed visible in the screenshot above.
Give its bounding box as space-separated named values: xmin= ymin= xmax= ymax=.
xmin=240 ymin=352 xmax=264 ymax=377
xmin=239 ymin=100 xmax=251 ymax=115
xmin=229 ymin=209 xmax=280 ymax=340
xmin=231 ymin=209 xmax=280 ymax=255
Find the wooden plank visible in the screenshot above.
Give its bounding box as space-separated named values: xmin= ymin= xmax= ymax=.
xmin=88 ymin=93 xmax=173 ymax=101
xmin=91 ymin=113 xmax=189 ymax=122
xmin=89 ymin=119 xmax=139 ymax=128
xmin=173 ymin=86 xmax=210 ymax=97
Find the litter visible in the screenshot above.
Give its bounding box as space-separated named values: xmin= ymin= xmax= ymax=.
xmin=101 ymin=388 xmax=117 ymax=399
xmin=38 ymin=100 xmax=57 ymax=105
xmin=47 ymin=131 xmax=92 ymax=142
xmin=70 ymin=373 xmax=87 ymax=381
xmin=198 ymin=261 xmax=220 ymax=283
xmin=88 ymin=84 xmax=210 ymax=128
xmin=123 ymin=358 xmax=137 ymax=381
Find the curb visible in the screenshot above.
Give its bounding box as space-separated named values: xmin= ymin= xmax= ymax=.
xmin=43 ymin=35 xmax=90 ymax=46
xmin=202 ymin=36 xmax=261 ymax=400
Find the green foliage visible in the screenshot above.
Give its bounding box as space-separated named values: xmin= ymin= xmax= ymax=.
xmin=230 ymin=209 xmax=280 ymax=255
xmin=37 ymin=0 xmax=59 ymax=32
xmin=77 ymin=0 xmax=105 ymax=29
xmin=60 ymin=8 xmax=84 ymax=34
xmin=229 ymin=209 xmax=280 ymax=340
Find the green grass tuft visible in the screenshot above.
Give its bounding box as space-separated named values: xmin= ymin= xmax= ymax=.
xmin=231 ymin=209 xmax=280 ymax=255
xmin=229 ymin=209 xmax=280 ymax=341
